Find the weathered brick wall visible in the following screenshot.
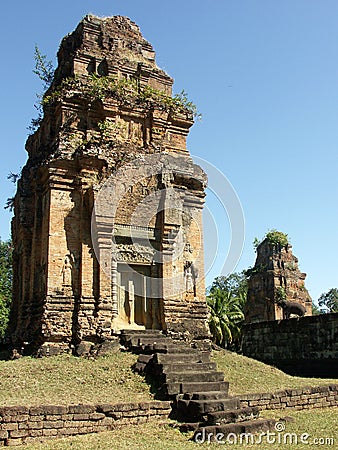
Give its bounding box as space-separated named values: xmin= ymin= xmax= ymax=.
xmin=237 ymin=384 xmax=338 ymax=411
xmin=242 ymin=313 xmax=338 ymax=377
xmin=0 ymin=401 xmax=171 ymax=446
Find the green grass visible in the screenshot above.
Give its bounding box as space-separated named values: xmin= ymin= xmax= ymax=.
xmin=0 ymin=352 xmax=152 ymax=406
xmin=0 ymin=349 xmax=337 ymax=407
xmin=1 ymin=349 xmax=337 ymax=448
xmin=20 ymin=408 xmax=338 ymax=449
xmin=211 ymin=350 xmax=338 ymax=395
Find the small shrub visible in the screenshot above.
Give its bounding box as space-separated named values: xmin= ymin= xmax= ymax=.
xmin=265 ymin=229 xmax=289 ymax=247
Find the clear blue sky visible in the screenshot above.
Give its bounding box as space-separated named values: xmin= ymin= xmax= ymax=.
xmin=0 ymin=1 xmax=337 ymax=302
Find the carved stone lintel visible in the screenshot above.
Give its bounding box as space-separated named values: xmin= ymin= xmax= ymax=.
xmin=114 ymin=243 xmax=155 ymax=263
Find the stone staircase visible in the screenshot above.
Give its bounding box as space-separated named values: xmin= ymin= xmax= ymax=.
xmin=120 ymin=330 xmax=275 ymax=441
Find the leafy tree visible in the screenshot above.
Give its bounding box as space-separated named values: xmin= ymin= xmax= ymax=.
xmin=0 ymin=239 xmax=12 ymax=337
xmin=208 ymin=272 xmax=248 ymax=298
xmin=311 ymin=302 xmax=321 ymax=316
xmin=318 ymin=288 xmax=338 ymax=313
xmin=207 ymin=272 xmax=247 ymax=350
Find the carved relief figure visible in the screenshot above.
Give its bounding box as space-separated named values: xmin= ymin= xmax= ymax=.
xmin=185 ymin=261 xmax=198 ymax=295
xmin=185 ymin=266 xmax=194 ymax=293
xmin=61 ymin=255 xmax=72 ymax=287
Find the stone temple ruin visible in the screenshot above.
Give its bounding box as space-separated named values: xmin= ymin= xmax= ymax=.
xmin=245 ymin=237 xmax=312 ymax=322
xmin=4 ymin=15 xmax=334 ymax=448
xmin=9 ymin=15 xmax=209 ymax=355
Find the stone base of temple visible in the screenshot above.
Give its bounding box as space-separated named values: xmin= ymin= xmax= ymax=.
xmin=112 ymin=317 xmax=146 ymax=333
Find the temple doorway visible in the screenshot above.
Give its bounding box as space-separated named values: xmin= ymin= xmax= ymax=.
xmin=116 ymin=263 xmax=161 ymax=329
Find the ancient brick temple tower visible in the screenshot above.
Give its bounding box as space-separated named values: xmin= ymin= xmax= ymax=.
xmin=9 ymin=15 xmax=209 ymax=354
xmin=245 ymin=236 xmax=312 ymax=322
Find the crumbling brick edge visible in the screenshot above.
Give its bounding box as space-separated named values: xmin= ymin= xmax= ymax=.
xmin=236 ymin=384 xmax=338 ymax=411
xmin=0 ymin=400 xmax=171 ymax=446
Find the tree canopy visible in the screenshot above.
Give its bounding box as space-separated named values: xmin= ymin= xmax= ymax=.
xmin=208 ymin=272 xmax=248 ymax=298
xmin=318 ymin=288 xmax=338 ymax=314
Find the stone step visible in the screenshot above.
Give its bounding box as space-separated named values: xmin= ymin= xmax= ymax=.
xmin=207 ymin=406 xmax=260 ymax=425
xmin=182 ymin=389 xmax=230 ymax=401
xmin=159 ymin=342 xmax=201 ymax=352
xmin=133 ymin=353 xmax=154 ymax=373
xmin=154 ymin=345 xmax=198 ymax=354
xmin=178 ymin=422 xmax=202 ymax=433
xmin=120 ymin=329 xmax=163 ymax=336
xmin=137 ymin=354 xmax=154 ymax=364
xmin=193 ymin=418 xmax=276 ymax=442
xmin=120 ymin=330 xmax=164 ymax=346
xmin=131 ymin=343 xmax=199 ymax=355
xmin=120 ymin=330 xmax=163 ymax=340
xmin=154 ymin=351 xmax=210 ymax=365
xmin=164 ymin=381 xmax=230 ymax=397
xmin=176 ymin=397 xmax=240 ymax=423
xmin=130 ymin=337 xmax=170 ymax=347
xmin=154 ymin=361 xmax=217 ymax=374
xmin=182 ymin=397 xmax=240 ymax=416
xmin=134 ymin=361 xmax=147 ymax=373
xmin=164 ymin=371 xmax=224 ymax=384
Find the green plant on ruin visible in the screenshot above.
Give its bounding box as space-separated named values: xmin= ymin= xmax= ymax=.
xmin=254 ymin=229 xmax=289 ymax=249
xmin=244 ymin=264 xmax=267 ymax=278
xmin=253 ymin=237 xmax=260 ymax=251
xmin=33 ymin=45 xmax=54 ymax=89
xmin=5 ymin=171 xmax=22 ymax=212
xmin=4 ymin=198 xmax=15 ymax=212
xmin=265 ymin=229 xmax=289 ymax=247
xmin=64 ymin=132 xmax=89 ymax=151
xmin=253 ymin=230 xmax=289 ymax=250
xmin=97 ymin=119 xmax=127 ymax=143
xmin=42 ymin=74 xmax=200 ymax=119
xmin=42 ymin=77 xmax=78 ymax=106
xmin=29 ymin=46 xmax=55 ymax=134
xmin=275 ymin=286 xmax=287 ymax=303
xmin=174 ymin=90 xmax=202 ymax=120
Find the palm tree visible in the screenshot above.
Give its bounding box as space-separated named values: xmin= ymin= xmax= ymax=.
xmin=207 ymin=287 xmax=245 ymax=349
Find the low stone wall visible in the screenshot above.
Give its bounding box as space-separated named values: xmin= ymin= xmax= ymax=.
xmin=242 ymin=313 xmax=338 ymax=377
xmin=236 ymin=384 xmax=338 ymax=411
xmin=1 ymin=386 xmax=337 ymax=446
xmin=0 ymin=401 xmax=171 ymax=446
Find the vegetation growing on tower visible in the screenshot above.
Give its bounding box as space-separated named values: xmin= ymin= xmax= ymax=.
xmin=253 ymin=229 xmax=289 ymax=250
